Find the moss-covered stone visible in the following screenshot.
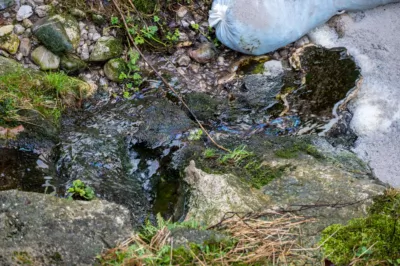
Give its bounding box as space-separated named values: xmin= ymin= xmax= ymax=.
xmin=133 ymin=0 xmax=157 ymax=14
xmin=89 ymin=36 xmax=124 ymax=62
xmin=33 ymin=16 xmax=74 ymax=54
xmin=103 ymin=58 xmax=128 ymax=82
xmin=0 ymin=25 xmax=20 ymax=54
xmin=60 ymin=53 xmax=87 ymax=73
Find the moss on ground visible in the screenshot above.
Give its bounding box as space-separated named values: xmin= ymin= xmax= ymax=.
xmin=0 ymin=59 xmax=91 ymax=127
xmin=320 ymin=189 xmax=400 ymax=265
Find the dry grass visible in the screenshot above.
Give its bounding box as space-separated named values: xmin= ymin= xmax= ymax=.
xmin=100 ymin=211 xmax=318 ymax=265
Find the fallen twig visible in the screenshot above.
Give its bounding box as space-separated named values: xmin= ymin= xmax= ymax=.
xmin=111 ymin=0 xmax=230 ymax=152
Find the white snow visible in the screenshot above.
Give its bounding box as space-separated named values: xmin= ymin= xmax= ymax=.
xmin=310 ymin=3 xmax=400 ymax=186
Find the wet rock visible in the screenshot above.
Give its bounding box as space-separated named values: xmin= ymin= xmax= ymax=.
xmin=104 ymin=58 xmax=128 ymax=82
xmin=240 ymin=62 xmax=284 ymax=108
xmin=31 ymin=45 xmax=60 ymax=70
xmin=16 ymin=5 xmax=33 ymax=21
xmin=184 ymin=161 xmax=270 ymax=225
xmin=177 ymin=54 xmax=191 ymax=67
xmin=0 ymin=190 xmax=133 ymax=265
xmin=57 ymin=97 xmax=194 ymax=222
xmin=184 ymin=92 xmax=221 ymax=122
xmin=19 ymin=37 xmax=31 ymax=56
xmin=0 ymin=0 xmax=14 ymax=10
xmin=288 ymin=45 xmax=360 ymax=119
xmin=0 ymin=149 xmax=49 ymax=192
xmin=32 ymin=16 xmax=76 ymax=54
xmin=0 ymin=25 xmax=20 ymax=54
xmin=60 ymin=53 xmax=87 ymax=73
xmin=89 ymin=36 xmax=123 ymax=62
xmin=35 ymin=5 xmax=51 ymax=18
xmin=189 ymin=43 xmax=216 ymax=63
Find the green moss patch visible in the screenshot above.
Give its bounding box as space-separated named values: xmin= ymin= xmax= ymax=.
xmin=274 ymin=142 xmax=323 ymax=159
xmin=197 ymin=145 xmax=290 ymax=189
xmin=320 ymin=189 xmax=400 ymax=265
xmin=0 ymin=59 xmax=91 ymax=126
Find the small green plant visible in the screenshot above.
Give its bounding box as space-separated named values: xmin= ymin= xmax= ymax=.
xmin=187 ymin=128 xmax=203 ymax=141
xmin=219 ymin=145 xmax=253 ymax=164
xmin=67 ymin=179 xmax=95 ymax=201
xmin=191 ymin=23 xmax=200 ymax=30
xmin=110 ymin=16 xmax=119 ymax=25
xmin=203 ymin=148 xmax=217 ymax=159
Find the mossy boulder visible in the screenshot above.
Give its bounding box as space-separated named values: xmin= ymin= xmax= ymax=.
xmin=31 ymin=46 xmax=60 ymax=70
xmin=0 ymin=25 xmax=20 ymax=54
xmin=32 ymin=16 xmax=77 ymax=54
xmin=60 ymin=53 xmax=87 ymax=73
xmin=89 ymin=36 xmax=123 ymax=62
xmin=104 ymin=58 xmax=128 ymax=82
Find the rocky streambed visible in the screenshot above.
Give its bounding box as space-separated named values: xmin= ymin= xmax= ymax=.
xmin=0 ymin=0 xmax=395 ymax=264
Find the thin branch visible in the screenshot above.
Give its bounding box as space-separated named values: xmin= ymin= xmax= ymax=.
xmin=111 ymin=0 xmax=230 ymax=152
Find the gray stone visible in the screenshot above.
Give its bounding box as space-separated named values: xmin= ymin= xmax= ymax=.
xmin=89 ymin=36 xmax=123 ymax=62
xmin=184 ymin=161 xmax=270 ymax=225
xmin=19 ymin=37 xmax=31 ymax=56
xmin=0 ymin=25 xmax=20 ymax=54
xmin=31 ymin=45 xmax=60 ymax=70
xmin=22 ymin=18 xmax=33 ymax=28
xmin=35 ymin=5 xmax=51 ymax=17
xmin=60 ymin=53 xmax=87 ymax=73
xmin=189 ymin=43 xmax=216 ymax=63
xmin=80 ymin=43 xmax=89 ymax=60
xmin=16 ymin=5 xmax=33 ymax=21
xmin=13 ymin=24 xmax=25 ymax=35
xmin=104 ymin=58 xmax=128 ymax=82
xmin=0 ymin=0 xmax=14 ymax=10
xmin=177 ymin=54 xmax=191 ymax=67
xmin=0 ymin=190 xmax=133 ymax=265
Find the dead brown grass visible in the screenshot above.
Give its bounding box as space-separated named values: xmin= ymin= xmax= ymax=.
xmin=100 ymin=211 xmax=319 ymax=265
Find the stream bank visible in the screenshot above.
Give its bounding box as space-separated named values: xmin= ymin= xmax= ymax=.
xmin=0 ymin=0 xmax=396 ymax=264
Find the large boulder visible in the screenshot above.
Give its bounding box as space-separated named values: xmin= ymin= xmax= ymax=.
xmin=184 ymin=161 xmax=270 ymax=225
xmin=0 ymin=190 xmax=133 ymax=265
xmin=182 ymin=135 xmax=386 ymax=247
